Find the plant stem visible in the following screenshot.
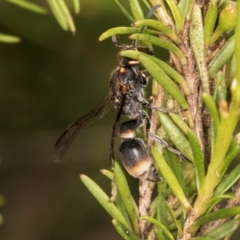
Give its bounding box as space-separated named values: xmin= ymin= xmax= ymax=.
xmin=194 ymin=103 xmax=239 ymax=215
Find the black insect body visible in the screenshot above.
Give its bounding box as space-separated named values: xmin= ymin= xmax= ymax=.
xmin=107 ymin=46 xmax=162 ymax=181
xmin=109 ymin=43 xmax=152 ymax=120
xmin=119 ymin=119 xmax=161 ymax=182
xmin=109 ymin=63 xmax=145 ymax=118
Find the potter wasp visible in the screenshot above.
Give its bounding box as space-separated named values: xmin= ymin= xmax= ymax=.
xmin=53 ymin=5 xmax=186 ymax=181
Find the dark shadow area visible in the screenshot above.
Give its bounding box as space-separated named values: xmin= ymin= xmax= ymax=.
xmin=0 ymin=1 xmax=129 ymax=239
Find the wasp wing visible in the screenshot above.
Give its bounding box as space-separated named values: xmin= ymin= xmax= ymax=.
xmin=53 ymin=95 xmax=112 ymax=162
xmin=110 ymin=94 xmax=126 ymax=164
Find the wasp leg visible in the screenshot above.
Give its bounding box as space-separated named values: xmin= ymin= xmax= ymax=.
xmin=112 ymin=35 xmax=130 ymax=48
xmin=137 ymin=98 xmax=186 ymax=113
xmin=141 ymin=111 xmax=191 ymax=162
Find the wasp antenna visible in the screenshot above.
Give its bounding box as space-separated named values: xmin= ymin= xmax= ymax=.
xmin=146 ymin=4 xmax=161 ymax=20
xmin=139 ymin=4 xmax=161 ymax=33
xmin=112 ymin=5 xmax=161 ymax=48
xmin=112 ymin=35 xmax=129 ymax=48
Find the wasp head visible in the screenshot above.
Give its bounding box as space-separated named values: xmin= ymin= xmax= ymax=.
xmin=117 ymin=45 xmax=154 ymax=67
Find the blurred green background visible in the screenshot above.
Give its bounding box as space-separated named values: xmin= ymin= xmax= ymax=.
xmin=0 ymin=1 xmax=131 ymax=239
xmin=0 ymin=1 xmax=239 ymax=240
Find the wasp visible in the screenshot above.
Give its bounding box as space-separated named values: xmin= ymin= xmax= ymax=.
xmin=53 ymin=5 xmax=186 ymax=181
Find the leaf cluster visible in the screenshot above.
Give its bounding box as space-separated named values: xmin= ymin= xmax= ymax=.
xmin=0 ymin=0 xmax=80 ymax=43
xmin=81 ymin=0 xmax=240 ymax=239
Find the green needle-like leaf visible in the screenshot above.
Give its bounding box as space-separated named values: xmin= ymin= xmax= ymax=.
xmin=190 ymin=4 xmax=209 ymax=93
xmin=206 ymin=194 xmax=236 ymax=215
xmin=139 ymin=55 xmax=189 ymax=109
xmin=58 ymin=0 xmax=76 ymax=33
xmin=7 ymin=0 xmax=47 ymax=14
xmin=100 ymin=169 xmax=114 ymax=180
xmin=217 ymin=134 xmax=240 ymax=179
xmin=210 ymin=2 xmax=237 ymax=45
xmin=213 ymin=71 xmax=227 ymax=102
xmin=190 ymin=237 xmax=214 ymax=240
xmin=141 ymin=216 xmax=175 ymax=240
xmin=129 ymin=34 xmax=187 ymax=64
xmin=211 ymin=72 xmax=227 ymax=147
xmin=99 ymin=27 xmax=156 ymax=42
xmin=208 ymin=36 xmax=235 ymax=78
xmin=80 ymin=174 xmax=129 ymax=228
xmin=154 ymin=229 xmax=165 ymax=240
xmin=0 ymin=33 xmax=20 ymax=43
xmin=225 ymin=55 xmax=236 ymax=83
xmin=202 ymin=92 xmax=220 ymax=128
xmin=115 ymin=191 xmax=132 ymax=230
xmin=47 ymin=0 xmax=68 ymax=30
xmin=214 ymin=162 xmax=240 ymax=196
xmin=187 ymin=129 xmax=205 ymax=191
xmin=72 ymin=0 xmax=80 ymax=14
xmin=166 ymin=203 xmax=183 ymax=235
xmin=236 ymin=0 xmax=240 ymax=87
xmin=189 ymin=207 xmax=240 ymax=232
xmin=158 ymin=112 xmax=193 ymax=161
xmin=165 ymin=0 xmax=183 ymax=31
xmin=164 ymin=151 xmax=187 ymax=196
xmin=141 ymin=0 xmax=152 ymax=11
xmin=203 ymin=219 xmax=240 ymax=239
xmin=152 ymin=146 xmax=191 ymax=210
xmin=203 ymin=3 xmax=218 ymax=50
xmin=114 ymin=0 xmax=134 ymax=23
xmin=169 ymin=112 xmax=191 ymax=135
xmin=114 ymin=162 xmax=139 ymax=234
xmin=134 ymin=19 xmax=181 ymax=43
xmin=112 ymin=219 xmax=141 ymax=240
xmin=156 ymin=183 xmax=169 ymax=228
xmin=129 ymin=0 xmax=144 ymax=21
xmin=178 ymin=0 xmax=189 ymax=26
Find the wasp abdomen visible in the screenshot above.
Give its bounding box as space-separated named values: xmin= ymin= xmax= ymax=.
xmin=119 ymin=138 xmax=161 ymax=182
